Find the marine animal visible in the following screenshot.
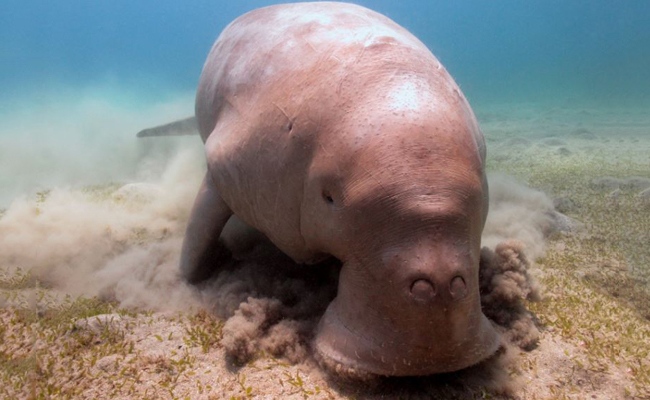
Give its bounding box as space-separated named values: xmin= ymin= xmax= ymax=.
xmin=143 ymin=2 xmax=499 ymax=376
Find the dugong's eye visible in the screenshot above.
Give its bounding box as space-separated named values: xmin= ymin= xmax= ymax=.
xmin=322 ymin=191 xmax=335 ymax=205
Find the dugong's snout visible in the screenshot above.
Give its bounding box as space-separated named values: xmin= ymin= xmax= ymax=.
xmin=313 ymin=254 xmax=500 ymax=377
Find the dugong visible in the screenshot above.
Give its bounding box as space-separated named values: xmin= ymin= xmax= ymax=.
xmin=148 ymin=2 xmax=499 ymax=376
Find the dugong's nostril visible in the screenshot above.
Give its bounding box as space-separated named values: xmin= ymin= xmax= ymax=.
xmin=410 ymin=279 xmax=436 ymax=302
xmin=449 ymin=276 xmax=467 ymax=300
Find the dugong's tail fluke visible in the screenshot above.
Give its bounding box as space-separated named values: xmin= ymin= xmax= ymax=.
xmin=136 ymin=116 xmax=198 ymax=138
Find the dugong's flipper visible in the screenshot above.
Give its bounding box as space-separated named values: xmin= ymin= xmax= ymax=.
xmin=136 ymin=116 xmax=198 ymax=138
xmin=180 ymin=173 xmax=233 ymax=283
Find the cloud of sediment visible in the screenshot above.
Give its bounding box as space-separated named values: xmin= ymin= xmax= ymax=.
xmin=483 ymin=173 xmax=556 ymax=259
xmin=0 ymin=92 xmax=204 ymax=310
xmin=0 ymin=90 xmax=196 ymax=207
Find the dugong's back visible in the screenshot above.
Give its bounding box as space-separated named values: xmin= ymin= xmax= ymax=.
xmin=196 ymin=1 xmax=485 ymax=263
xmin=196 ymin=2 xmax=437 ymax=141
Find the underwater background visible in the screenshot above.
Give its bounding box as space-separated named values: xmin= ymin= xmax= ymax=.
xmin=2 ymin=0 xmax=650 ymax=109
xmin=1 ymin=2 xmax=650 ymax=398
xmin=1 ymin=0 xmax=649 ymax=204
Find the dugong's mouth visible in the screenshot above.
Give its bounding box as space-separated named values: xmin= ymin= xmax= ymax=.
xmin=312 ymin=299 xmax=500 ymax=378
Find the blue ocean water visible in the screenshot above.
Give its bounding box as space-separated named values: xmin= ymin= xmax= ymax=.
xmin=1 ymin=0 xmax=649 ymax=109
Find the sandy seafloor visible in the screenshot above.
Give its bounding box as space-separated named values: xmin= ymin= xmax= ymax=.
xmin=1 ymin=101 xmax=649 ymax=400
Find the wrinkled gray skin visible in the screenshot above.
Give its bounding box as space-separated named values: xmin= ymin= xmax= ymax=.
xmin=181 ymin=2 xmax=499 ymax=376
